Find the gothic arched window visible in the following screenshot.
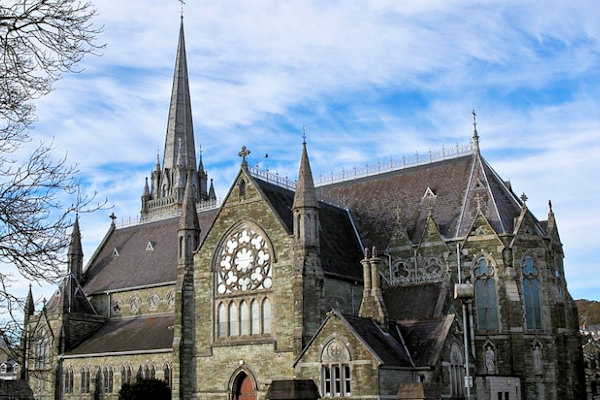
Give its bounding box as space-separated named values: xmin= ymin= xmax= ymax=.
xmin=320 ymin=339 xmax=352 ymax=397
xmin=523 ymin=256 xmax=542 ymax=330
xmin=474 ymin=258 xmax=499 ymax=331
xmin=163 ymin=364 xmax=171 ymax=388
xmin=215 ymin=224 xmax=273 ymax=339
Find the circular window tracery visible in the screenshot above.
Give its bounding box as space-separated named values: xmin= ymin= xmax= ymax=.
xmin=217 ymin=226 xmax=272 ymax=294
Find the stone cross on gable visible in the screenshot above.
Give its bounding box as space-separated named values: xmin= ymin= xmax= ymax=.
xmin=109 ymin=212 xmax=117 ymax=226
xmin=521 ymin=192 xmax=528 ymax=206
xmin=238 ymin=146 xmax=251 ymax=167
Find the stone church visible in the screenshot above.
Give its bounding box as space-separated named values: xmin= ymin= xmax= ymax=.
xmin=22 ymin=19 xmax=585 ymax=400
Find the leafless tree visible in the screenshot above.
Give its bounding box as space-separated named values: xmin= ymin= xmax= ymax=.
xmin=0 ymin=0 xmax=104 ymax=358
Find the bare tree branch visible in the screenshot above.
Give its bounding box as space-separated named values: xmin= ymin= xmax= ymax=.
xmin=0 ymin=0 xmax=105 ymax=358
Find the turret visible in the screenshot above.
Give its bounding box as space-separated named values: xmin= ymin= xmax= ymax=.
xmin=67 ymin=215 xmax=84 ymax=282
xmin=292 ymin=138 xmax=323 ymax=348
xmin=292 ymin=140 xmax=319 ymax=248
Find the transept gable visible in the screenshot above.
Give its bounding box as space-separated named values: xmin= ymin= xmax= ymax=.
xmin=510 ymin=205 xmax=545 ymax=248
xmin=462 ymin=210 xmax=503 ymax=248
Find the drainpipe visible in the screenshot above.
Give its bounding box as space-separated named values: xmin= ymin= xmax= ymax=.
xmin=455 ymin=243 xmax=472 ymax=400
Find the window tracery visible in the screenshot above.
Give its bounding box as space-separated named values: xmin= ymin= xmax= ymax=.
xmin=523 ymin=255 xmax=542 ymax=330
xmin=474 ymin=257 xmax=499 ymax=331
xmin=390 ymin=256 xmax=443 ymax=285
xmin=215 ymin=224 xmax=273 ymax=339
xmin=321 ymin=339 xmax=351 ymax=397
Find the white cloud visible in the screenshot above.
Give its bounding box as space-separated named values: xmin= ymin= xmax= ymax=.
xmin=7 ymin=0 xmax=600 ymax=304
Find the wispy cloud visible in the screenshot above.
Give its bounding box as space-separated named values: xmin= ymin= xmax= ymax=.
xmin=12 ymin=0 xmax=600 ymax=303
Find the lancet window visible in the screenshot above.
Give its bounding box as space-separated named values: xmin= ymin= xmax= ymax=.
xmin=215 ymin=224 xmax=273 ymax=339
xmin=80 ymin=368 xmax=90 ymax=393
xmin=474 ymin=257 xmax=499 ymax=331
xmin=63 ymin=367 xmax=74 ymax=393
xmin=523 ymin=255 xmax=542 ymax=330
xmin=321 ymin=339 xmax=352 ymax=397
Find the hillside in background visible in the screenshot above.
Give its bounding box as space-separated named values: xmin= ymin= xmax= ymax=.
xmin=577 ymin=299 xmax=600 ymax=326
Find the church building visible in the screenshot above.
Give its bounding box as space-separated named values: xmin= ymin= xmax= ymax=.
xmin=22 ymin=18 xmax=585 ymax=400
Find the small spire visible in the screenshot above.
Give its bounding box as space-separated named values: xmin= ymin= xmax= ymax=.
xmin=143 ymin=177 xmax=150 ymax=197
xmin=198 ymin=145 xmax=204 ymax=171
xmin=472 ymin=108 xmax=480 ymax=152
xmin=25 ymin=284 xmax=35 ymax=318
xmin=238 ymin=146 xmax=251 ymax=168
xmin=179 ymin=171 xmax=200 ymax=232
xmin=548 ymin=199 xmax=553 ymax=213
xmin=155 ymin=146 xmax=161 ymax=170
xmin=208 ymin=178 xmax=216 ymax=200
xmin=292 ymin=141 xmax=318 ymax=210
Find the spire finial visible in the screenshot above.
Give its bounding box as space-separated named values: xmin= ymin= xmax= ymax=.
xmin=238 ymin=146 xmax=251 ymax=168
xmin=109 ymin=212 xmax=117 ymax=226
xmin=472 ymin=108 xmax=480 ymax=151
xmin=548 ymin=199 xmax=553 ymax=212
xmin=178 ymin=0 xmax=185 ymax=18
xmin=302 ymin=125 xmax=307 ymax=145
xmin=520 ymin=192 xmax=528 ymax=207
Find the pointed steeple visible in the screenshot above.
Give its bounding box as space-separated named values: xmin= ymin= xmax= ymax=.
xmin=179 ymin=171 xmax=200 ymax=233
xmin=292 ymin=142 xmax=318 ymax=210
xmin=163 ymin=18 xmax=197 ymax=172
xmin=24 ymin=284 xmax=34 ymax=321
xmin=68 ymin=215 xmax=83 ymax=282
xmin=198 ymin=145 xmax=204 ymax=172
xmin=208 ymin=178 xmax=216 ymax=200
xmin=143 ymin=177 xmax=150 ymax=197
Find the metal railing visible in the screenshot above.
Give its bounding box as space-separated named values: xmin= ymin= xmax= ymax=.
xmin=249 ymin=142 xmax=473 ymax=189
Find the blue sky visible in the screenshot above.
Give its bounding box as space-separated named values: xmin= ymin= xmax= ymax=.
xmin=12 ymin=0 xmax=600 ymax=304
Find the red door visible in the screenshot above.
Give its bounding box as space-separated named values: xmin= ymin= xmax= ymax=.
xmin=237 ymin=374 xmax=256 ymax=400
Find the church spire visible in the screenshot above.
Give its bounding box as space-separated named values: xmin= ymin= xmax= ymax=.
xmin=292 ymin=141 xmax=318 ymax=210
xmin=163 ymin=18 xmax=197 ymax=172
xmin=67 ymin=215 xmax=83 ymax=282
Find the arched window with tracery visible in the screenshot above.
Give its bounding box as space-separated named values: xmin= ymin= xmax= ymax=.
xmin=474 ymin=257 xmax=499 ymax=331
xmin=33 ymin=330 xmax=49 ymax=369
xmin=215 ymin=223 xmax=274 ymax=339
xmin=523 ymin=255 xmax=542 ymax=329
xmin=320 ymin=339 xmax=352 ymax=397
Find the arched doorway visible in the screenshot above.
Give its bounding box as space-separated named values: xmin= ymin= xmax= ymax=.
xmin=234 ymin=372 xmax=256 ymax=400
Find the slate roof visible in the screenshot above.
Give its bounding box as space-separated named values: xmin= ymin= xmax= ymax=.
xmin=65 ymin=314 xmax=174 ymax=355
xmin=383 ymin=282 xmax=447 ymax=321
xmin=265 ymin=380 xmax=320 ymax=400
xmin=82 ymin=209 xmax=218 ymax=294
xmin=316 ymin=154 xmax=526 ymax=250
xmin=396 ymin=315 xmax=454 ymax=367
xmin=0 ymin=380 xmax=34 ymax=399
xmin=343 ymin=314 xmax=414 ymax=367
xmin=255 ymin=178 xmax=363 ymax=281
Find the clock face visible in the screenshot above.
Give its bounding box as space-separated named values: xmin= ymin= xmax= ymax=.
xmin=217 ymin=226 xmax=272 ymax=294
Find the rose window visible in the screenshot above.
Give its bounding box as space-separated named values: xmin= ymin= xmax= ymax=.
xmin=217 ymin=227 xmax=272 ymax=294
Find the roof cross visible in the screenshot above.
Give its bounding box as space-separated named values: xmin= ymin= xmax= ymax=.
xmin=109 ymin=212 xmax=117 ymax=226
xmin=238 ymin=146 xmax=251 ymax=167
xmin=520 ymin=192 xmax=528 ymax=206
